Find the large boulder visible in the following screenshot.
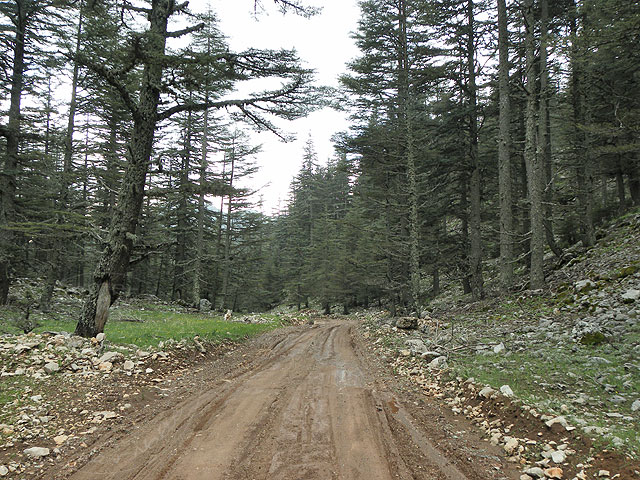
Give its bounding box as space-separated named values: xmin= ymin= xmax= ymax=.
xmin=405 ymin=339 xmax=427 ymax=354
xmin=199 ymin=298 xmax=212 ymax=312
xmin=395 ymin=317 xmax=418 ymax=330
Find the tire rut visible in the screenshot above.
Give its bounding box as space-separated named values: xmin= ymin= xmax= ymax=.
xmin=66 ymin=320 xmax=518 ymax=480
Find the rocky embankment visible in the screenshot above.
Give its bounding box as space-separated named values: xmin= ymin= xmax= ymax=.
xmin=0 ymin=331 xmax=228 ymax=478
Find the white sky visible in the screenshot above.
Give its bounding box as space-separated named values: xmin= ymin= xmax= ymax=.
xmin=211 ymin=0 xmax=361 ymax=214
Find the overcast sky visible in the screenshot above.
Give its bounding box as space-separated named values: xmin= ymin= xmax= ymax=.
xmin=210 ymin=1 xmax=362 ymax=214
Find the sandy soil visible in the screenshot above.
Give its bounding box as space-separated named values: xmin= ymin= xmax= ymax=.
xmin=61 ymin=320 xmax=520 ymax=480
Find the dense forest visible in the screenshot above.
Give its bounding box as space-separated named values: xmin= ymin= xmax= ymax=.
xmin=0 ymin=0 xmax=638 ymax=336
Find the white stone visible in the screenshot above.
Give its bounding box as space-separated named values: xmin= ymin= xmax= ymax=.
xmin=123 ymin=360 xmax=135 ymax=371
xmin=43 ymin=362 xmax=59 ymax=374
xmin=98 ymin=351 xmax=123 ymax=364
xmin=545 ymin=416 xmax=569 ymax=429
xmin=23 ymin=447 xmax=50 ymax=458
xmin=53 ymin=435 xmax=68 ymax=445
xmin=96 ymin=333 xmax=105 ymax=342
xmin=631 ymin=399 xmax=640 ymax=412
xmin=500 ymin=385 xmax=514 ymax=397
xmin=575 ymin=279 xmax=596 ymax=292
xmin=0 ymin=465 xmax=7 ymax=476
xmin=524 ymin=467 xmax=545 ymax=478
xmin=621 ymin=289 xmax=640 ymax=303
xmin=479 ymin=386 xmax=496 ymax=399
xmin=493 ymin=342 xmax=506 ymax=354
xmin=551 ymin=450 xmax=566 ymax=463
xmin=504 ymin=437 xmax=518 ymax=454
xmin=30 ymin=395 xmax=42 ymax=402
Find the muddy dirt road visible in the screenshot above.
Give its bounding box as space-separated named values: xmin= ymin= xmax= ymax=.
xmin=67 ymin=320 xmax=519 ymax=479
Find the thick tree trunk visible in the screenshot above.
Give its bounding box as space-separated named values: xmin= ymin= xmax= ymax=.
xmin=221 ymin=143 xmax=235 ymax=310
xmin=467 ymin=0 xmax=484 ymax=300
xmin=570 ymin=0 xmax=595 ymax=247
xmin=194 ymin=97 xmax=210 ymax=306
xmin=398 ymin=0 xmax=420 ymax=311
xmin=497 ymin=0 xmax=513 ymax=292
xmin=536 ymin=0 xmax=562 ymax=259
xmin=76 ymin=1 xmax=173 ymax=337
xmin=629 ymin=159 xmax=640 ymax=206
xmin=524 ymin=0 xmax=545 ymax=289
xmin=0 ymin=3 xmax=27 ymax=304
xmin=173 ymin=107 xmax=192 ymax=301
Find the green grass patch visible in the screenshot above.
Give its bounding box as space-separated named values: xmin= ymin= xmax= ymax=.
xmin=0 ymin=303 xmax=283 ymax=348
xmin=450 ymin=345 xmax=640 ymax=456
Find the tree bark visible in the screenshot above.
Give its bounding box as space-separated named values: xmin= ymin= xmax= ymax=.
xmin=467 ymin=0 xmax=484 ymax=300
xmin=0 ymin=1 xmax=28 ymax=304
xmin=497 ymin=0 xmax=513 ymax=291
xmin=524 ymin=0 xmax=545 ymax=289
xmin=221 ymin=141 xmax=236 ymax=310
xmin=76 ymin=1 xmax=174 ymax=337
xmin=570 ymin=0 xmax=595 ymax=247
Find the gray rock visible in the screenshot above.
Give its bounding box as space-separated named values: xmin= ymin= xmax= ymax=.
xmin=405 ymin=339 xmax=427 ymax=354
xmin=631 ymin=399 xmax=640 ymax=412
xmin=621 ymin=289 xmax=640 ymax=304
xmin=96 ymin=332 xmax=105 ymax=342
xmin=524 ymin=467 xmax=545 ymax=478
xmin=199 ymin=298 xmax=212 ymax=312
xmin=23 ymin=447 xmax=50 ymax=458
xmin=500 ymin=385 xmax=514 ymax=397
xmin=610 ymin=395 xmax=625 ymax=404
xmin=123 ymin=360 xmax=135 ymax=371
xmin=43 ymin=362 xmax=59 ymax=374
xmin=65 ymin=336 xmax=84 ymax=349
xmin=493 ymin=342 xmax=506 ymax=354
xmin=0 ymin=465 xmax=8 ymax=476
xmin=428 ymin=356 xmax=447 ymax=370
xmin=575 ymin=279 xmax=596 ymax=293
xmin=479 ymin=386 xmax=496 ymax=399
xmin=395 ymin=317 xmax=418 ymax=330
xmin=420 ymin=350 xmax=444 ymax=361
xmin=551 ymin=450 xmax=566 ymax=463
xmin=98 ymin=351 xmax=123 ymax=364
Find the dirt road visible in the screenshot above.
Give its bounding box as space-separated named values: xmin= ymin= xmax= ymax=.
xmin=67 ymin=320 xmax=519 ymax=479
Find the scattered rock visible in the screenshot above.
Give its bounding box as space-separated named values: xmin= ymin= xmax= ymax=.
xmin=544 ymin=467 xmax=563 ymax=479
xmin=545 ymin=416 xmax=569 ymax=429
xmin=53 ymin=435 xmax=68 ymax=445
xmin=98 ymin=351 xmax=123 ymax=364
xmin=23 ymin=447 xmax=50 ymax=458
xmin=198 ymin=298 xmax=211 ymax=312
xmin=0 ymin=465 xmax=7 ymax=476
xmin=123 ymin=360 xmax=135 ymax=371
xmin=43 ymin=362 xmax=59 ymax=374
xmin=597 ymin=470 xmax=610 ymax=477
xmin=428 ymin=356 xmax=447 ymax=370
xmin=479 ymin=386 xmax=496 ymax=399
xmin=575 ymin=279 xmax=596 ymax=293
xmin=504 ymin=437 xmax=518 ymax=454
xmin=399 ymin=349 xmax=411 ymax=357
xmin=500 ymin=384 xmax=514 ymax=397
xmin=405 ymin=339 xmax=427 ymax=354
xmin=550 ymin=450 xmax=566 ymax=463
xmin=96 ymin=333 xmax=105 ymax=342
xmin=621 ymin=289 xmax=640 ymax=303
xmin=395 ymin=317 xmax=418 ymax=330
xmin=493 ymin=342 xmax=506 ymax=354
xmin=524 ymin=466 xmax=545 ymax=478
xmin=98 ymin=362 xmax=113 ymax=371
xmin=631 ymin=399 xmax=640 ymax=412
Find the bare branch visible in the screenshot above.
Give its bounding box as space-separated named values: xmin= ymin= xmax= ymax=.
xmin=167 ymin=22 xmax=204 ymax=38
